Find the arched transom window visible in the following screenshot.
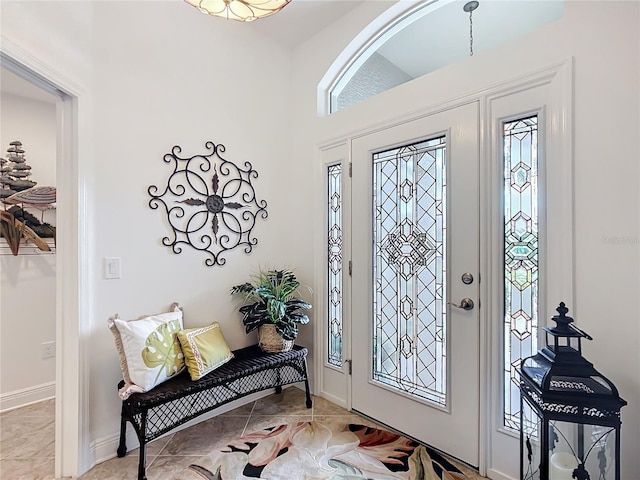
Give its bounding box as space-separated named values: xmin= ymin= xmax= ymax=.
xmin=322 ymin=0 xmax=563 ymax=115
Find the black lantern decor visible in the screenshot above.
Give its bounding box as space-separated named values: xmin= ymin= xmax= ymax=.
xmin=518 ymin=303 xmax=627 ymax=480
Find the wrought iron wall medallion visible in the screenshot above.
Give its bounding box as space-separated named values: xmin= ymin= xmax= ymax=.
xmin=148 ymin=142 xmax=268 ymax=266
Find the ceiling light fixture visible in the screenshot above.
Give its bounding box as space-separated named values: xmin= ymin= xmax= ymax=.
xmin=184 ymin=0 xmax=291 ymax=22
xmin=463 ymin=1 xmax=479 ymax=56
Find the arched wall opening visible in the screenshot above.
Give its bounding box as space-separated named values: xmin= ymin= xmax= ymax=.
xmin=318 ymin=0 xmax=563 ymax=115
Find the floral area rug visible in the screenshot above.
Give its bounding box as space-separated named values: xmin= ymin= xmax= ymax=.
xmin=179 ymin=421 xmax=469 ymax=480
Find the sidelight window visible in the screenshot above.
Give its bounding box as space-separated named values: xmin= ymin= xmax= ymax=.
xmin=503 ymin=115 xmax=539 ymax=431
xmin=327 ymin=163 xmax=343 ymax=368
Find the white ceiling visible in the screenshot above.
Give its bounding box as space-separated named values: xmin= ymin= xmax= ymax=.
xmin=243 ymin=0 xmax=367 ymax=48
xmin=0 ymin=0 xmax=366 ymax=104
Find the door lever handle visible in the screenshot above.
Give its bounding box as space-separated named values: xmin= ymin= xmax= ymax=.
xmin=449 ymin=298 xmax=474 ymax=311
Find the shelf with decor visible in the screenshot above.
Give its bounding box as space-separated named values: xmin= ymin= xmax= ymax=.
xmin=1 ymin=140 xmax=56 ymax=256
xmin=0 ymin=237 xmax=55 ymax=256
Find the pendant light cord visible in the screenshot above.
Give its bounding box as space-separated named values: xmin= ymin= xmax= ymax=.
xmin=463 ymin=1 xmax=479 ymax=57
xmin=469 ymin=8 xmax=474 ymax=56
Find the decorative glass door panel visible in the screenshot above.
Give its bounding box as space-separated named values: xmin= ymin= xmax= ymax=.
xmin=327 ymin=163 xmax=343 ymax=368
xmin=503 ymin=115 xmax=539 ymax=431
xmin=351 ymin=103 xmax=480 ymax=466
xmin=372 ymin=137 xmax=447 ymax=406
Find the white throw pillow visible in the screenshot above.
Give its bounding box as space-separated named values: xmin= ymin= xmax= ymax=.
xmin=108 ymin=303 xmax=185 ymax=399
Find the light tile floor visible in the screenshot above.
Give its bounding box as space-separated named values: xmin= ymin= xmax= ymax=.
xmin=0 ymin=388 xmax=486 ymax=480
xmin=0 ymin=398 xmax=56 ymax=480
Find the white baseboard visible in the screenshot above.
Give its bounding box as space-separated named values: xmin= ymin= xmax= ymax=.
xmin=487 ymin=467 xmax=517 ymax=480
xmin=91 ymin=387 xmax=283 ymax=466
xmin=0 ymin=382 xmax=55 ymax=412
xmin=317 ymin=390 xmax=348 ymax=410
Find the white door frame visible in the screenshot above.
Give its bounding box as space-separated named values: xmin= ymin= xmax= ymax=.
xmin=1 ymin=37 xmax=90 ymax=478
xmin=481 ymin=60 xmax=574 ymax=480
xmin=315 ymin=58 xmax=573 ymax=479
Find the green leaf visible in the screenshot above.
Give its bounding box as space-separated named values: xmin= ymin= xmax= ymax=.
xmin=230 ymin=282 xmax=254 ymax=295
xmin=287 ymin=312 xmax=310 ymax=325
xmin=141 ymin=320 xmax=183 ymax=381
xmin=286 ymin=299 xmax=312 ymax=310
xmin=230 ymin=267 xmax=313 ymax=340
xmin=276 ymin=321 xmax=298 ymax=341
xmin=240 ymin=302 xmax=271 ymax=332
xmin=267 ymin=299 xmax=286 ymax=322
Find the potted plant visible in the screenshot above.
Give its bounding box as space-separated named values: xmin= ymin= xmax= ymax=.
xmin=230 ymin=268 xmax=312 ymax=352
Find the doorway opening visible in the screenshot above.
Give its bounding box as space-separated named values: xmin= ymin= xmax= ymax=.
xmin=0 ymin=45 xmax=87 ymax=478
xmin=1 ymin=66 xmax=57 ymax=410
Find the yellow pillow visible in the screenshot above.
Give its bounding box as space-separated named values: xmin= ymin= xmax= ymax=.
xmin=177 ymin=322 xmax=234 ymax=380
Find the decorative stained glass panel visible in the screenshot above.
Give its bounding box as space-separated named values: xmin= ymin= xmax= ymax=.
xmin=327 ymin=163 xmax=343 ymax=368
xmin=503 ymin=115 xmax=539 ymax=430
xmin=372 ymin=136 xmax=447 ymax=406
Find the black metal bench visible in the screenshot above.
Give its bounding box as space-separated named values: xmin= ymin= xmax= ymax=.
xmin=117 ymin=344 xmax=312 ymax=480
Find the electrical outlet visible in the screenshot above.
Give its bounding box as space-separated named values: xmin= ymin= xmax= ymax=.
xmin=42 ymin=341 xmax=55 ymax=359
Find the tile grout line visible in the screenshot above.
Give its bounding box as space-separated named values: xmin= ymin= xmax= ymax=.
xmin=152 ymin=432 xmax=175 ymax=458
xmin=241 ymin=401 xmax=257 ymax=436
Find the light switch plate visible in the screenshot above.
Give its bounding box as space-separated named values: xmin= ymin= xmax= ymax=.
xmin=104 ymin=257 xmax=121 ymax=279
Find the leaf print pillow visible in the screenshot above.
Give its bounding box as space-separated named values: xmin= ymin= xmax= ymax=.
xmin=142 ymin=320 xmax=185 ymax=381
xmin=108 ymin=303 xmax=185 ymax=399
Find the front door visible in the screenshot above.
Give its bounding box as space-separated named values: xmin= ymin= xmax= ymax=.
xmin=351 ymin=101 xmax=480 ymax=466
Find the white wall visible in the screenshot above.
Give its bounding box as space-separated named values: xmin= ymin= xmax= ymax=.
xmin=0 ymin=252 xmax=56 ymax=405
xmin=1 ymin=0 xmax=301 ymax=472
xmin=290 ymin=1 xmax=639 ymax=478
xmin=0 ymin=92 xmax=57 ymax=408
xmin=86 ymin=4 xmax=298 ymax=450
xmin=1 ymin=0 xmax=638 ymax=478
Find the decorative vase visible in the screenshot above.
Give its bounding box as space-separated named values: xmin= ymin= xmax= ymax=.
xmin=257 ymin=324 xmax=294 ymax=353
